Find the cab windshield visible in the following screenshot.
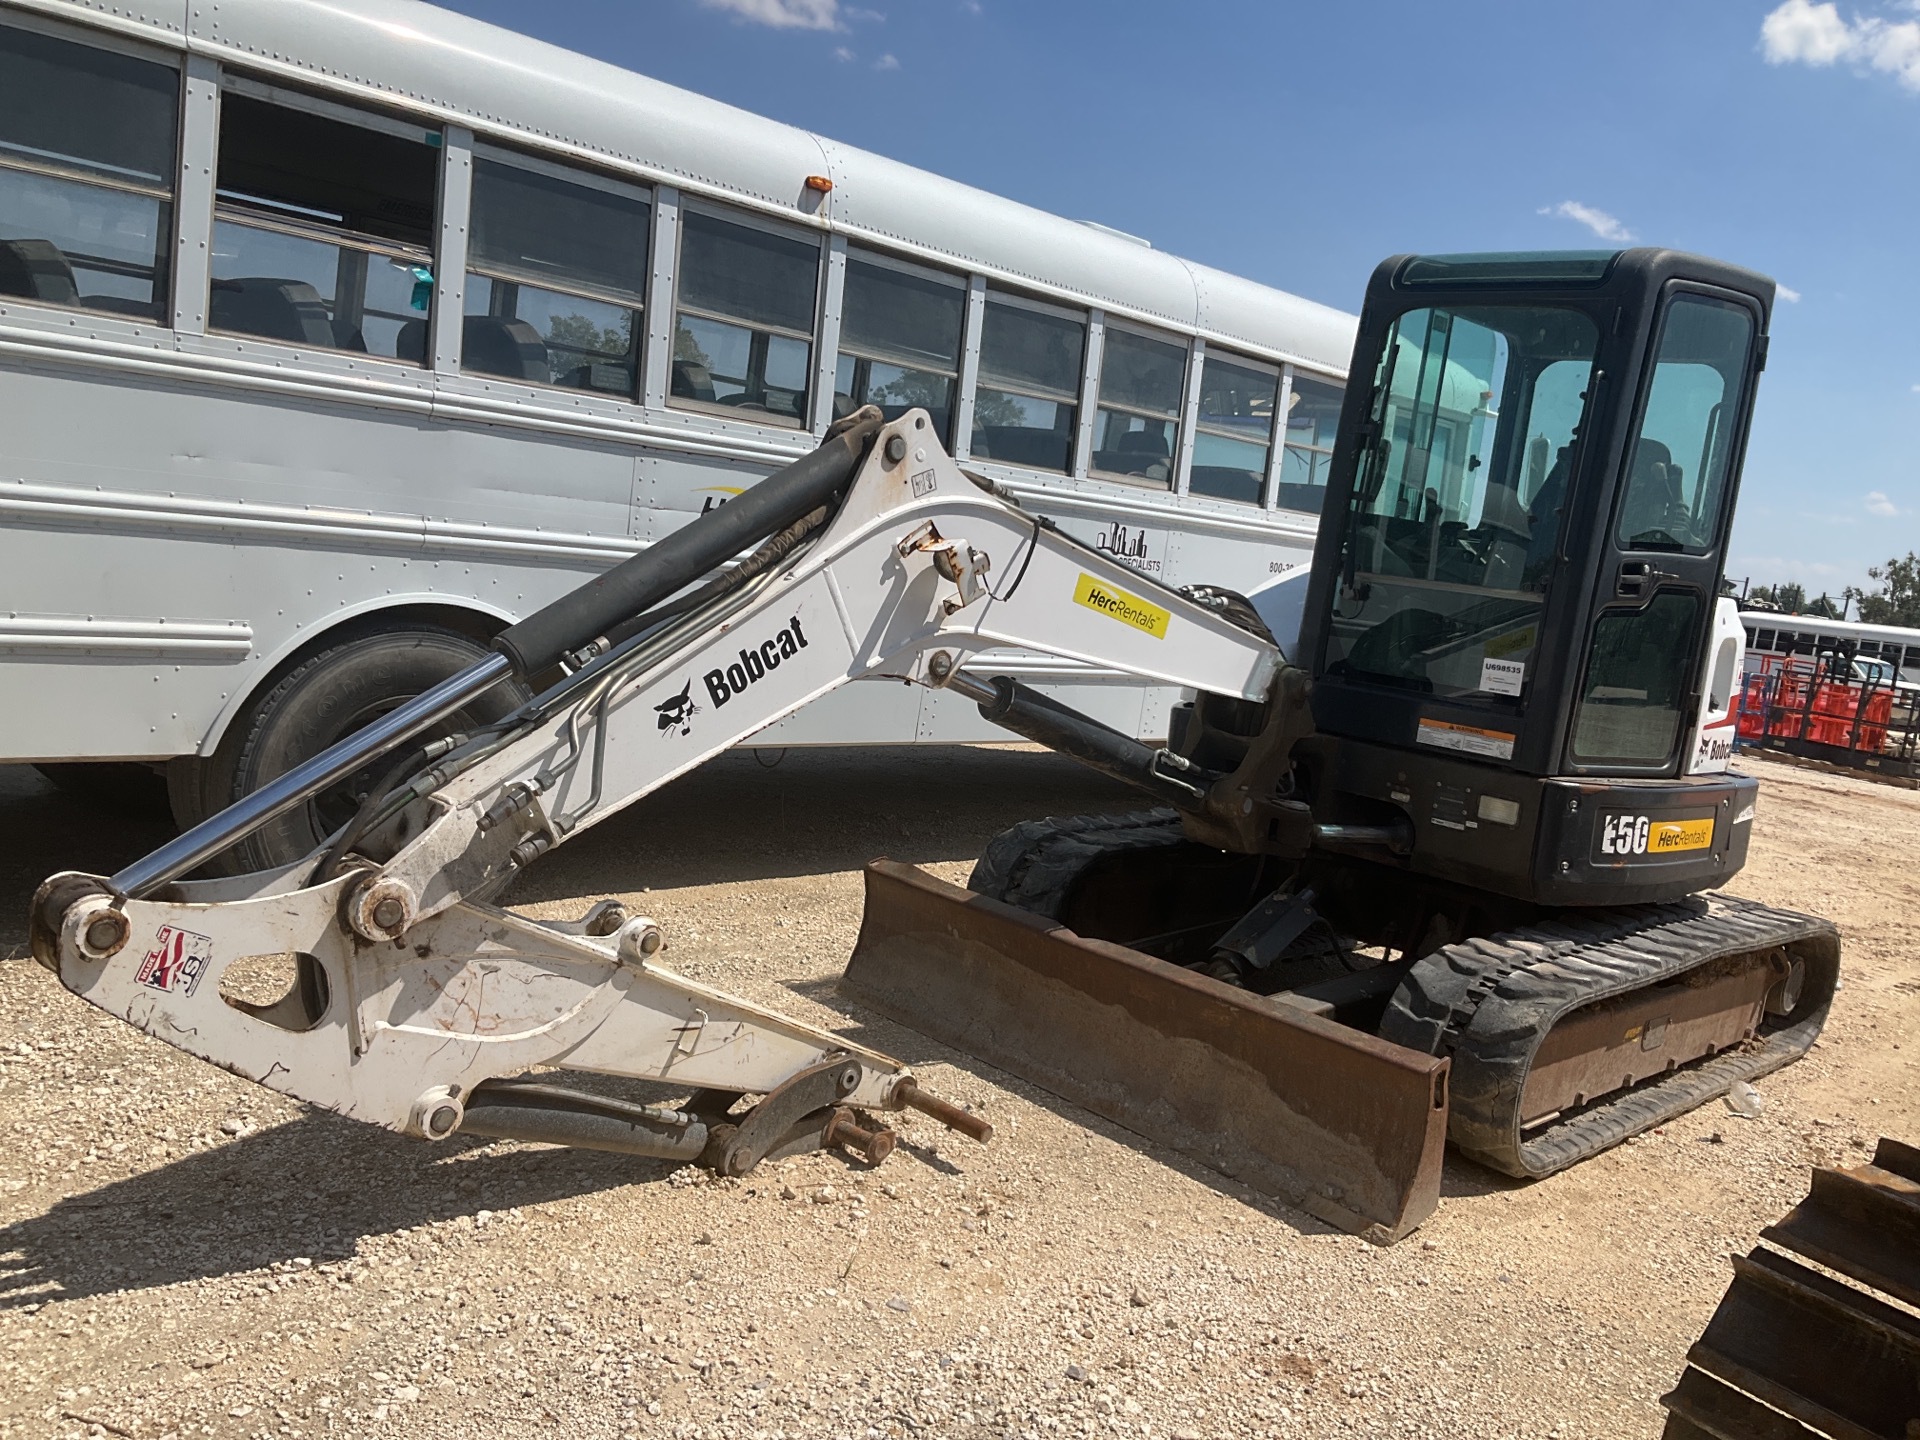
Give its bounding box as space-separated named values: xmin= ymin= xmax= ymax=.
xmin=1323 ymin=304 xmax=1600 ymax=699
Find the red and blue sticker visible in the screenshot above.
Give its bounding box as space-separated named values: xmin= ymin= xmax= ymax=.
xmin=134 ymin=924 xmax=213 ymax=997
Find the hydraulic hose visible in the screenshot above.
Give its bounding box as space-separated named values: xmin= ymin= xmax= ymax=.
xmin=492 ymin=407 xmax=884 ymax=677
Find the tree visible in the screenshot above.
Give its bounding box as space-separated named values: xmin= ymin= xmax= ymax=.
xmin=1845 ymin=551 xmax=1920 ymax=628
xmin=1748 ymin=581 xmax=1808 ymax=613
xmin=545 ymin=312 xmax=630 ymax=361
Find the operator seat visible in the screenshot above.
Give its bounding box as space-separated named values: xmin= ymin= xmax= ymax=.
xmin=1618 ymin=438 xmax=1686 ymax=546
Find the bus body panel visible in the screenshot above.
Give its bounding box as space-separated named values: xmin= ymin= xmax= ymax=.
xmin=0 ymin=0 xmax=1348 ymax=766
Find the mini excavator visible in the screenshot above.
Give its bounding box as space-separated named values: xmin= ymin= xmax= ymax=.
xmin=33 ymin=249 xmax=1838 ymax=1243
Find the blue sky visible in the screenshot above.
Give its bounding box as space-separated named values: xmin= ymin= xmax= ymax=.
xmin=435 ymin=0 xmax=1917 ymax=605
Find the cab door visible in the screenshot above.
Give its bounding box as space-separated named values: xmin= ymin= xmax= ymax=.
xmin=1566 ymin=287 xmax=1764 ymax=776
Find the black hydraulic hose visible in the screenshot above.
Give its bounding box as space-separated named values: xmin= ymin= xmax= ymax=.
xmin=493 ymin=407 xmax=884 ymax=677
xmin=311 ymin=743 xmax=432 ymax=884
xmin=592 ymin=503 xmax=832 ymax=656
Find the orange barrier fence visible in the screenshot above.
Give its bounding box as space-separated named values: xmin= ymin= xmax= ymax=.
xmin=1737 ymin=655 xmax=1911 ymax=760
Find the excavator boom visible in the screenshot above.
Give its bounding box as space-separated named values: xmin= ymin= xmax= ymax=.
xmin=32 ymin=408 xmax=1325 ymax=1182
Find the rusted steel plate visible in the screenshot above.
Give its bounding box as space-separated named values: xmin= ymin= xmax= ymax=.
xmin=1760 ymin=1143 xmax=1920 ymax=1309
xmin=843 ymin=861 xmax=1447 ymax=1244
xmin=1660 ymin=1367 xmax=1825 ymax=1440
xmin=1679 ymin=1248 xmax=1920 ymax=1440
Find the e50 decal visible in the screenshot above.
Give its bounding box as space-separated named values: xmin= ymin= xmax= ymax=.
xmin=1596 ymin=813 xmax=1715 ymax=859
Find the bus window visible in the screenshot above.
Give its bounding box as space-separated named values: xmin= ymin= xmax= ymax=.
xmin=1277 ymin=372 xmax=1344 ymax=514
xmin=210 ymin=90 xmax=439 ymax=363
xmin=973 ymin=296 xmax=1084 ymax=473
xmin=1092 ymin=327 xmax=1187 ymax=487
xmin=465 ymin=155 xmax=649 ymax=395
xmin=0 ymin=23 xmax=176 ymax=321
xmin=1189 ymin=351 xmax=1279 ymax=504
xmin=835 ymin=252 xmax=963 ymax=439
xmin=672 ymin=208 xmax=818 ymax=425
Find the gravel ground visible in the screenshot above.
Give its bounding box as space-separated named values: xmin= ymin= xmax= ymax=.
xmin=1 ymin=747 xmax=1913 ymax=1440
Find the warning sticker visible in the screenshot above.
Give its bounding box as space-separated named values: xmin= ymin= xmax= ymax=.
xmin=1480 ymin=656 xmax=1526 ymax=696
xmin=1416 ymin=717 xmax=1516 ymax=761
xmin=1073 ymin=573 xmax=1170 ymax=639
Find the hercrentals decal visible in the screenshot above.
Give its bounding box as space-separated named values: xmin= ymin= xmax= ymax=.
xmin=1596 ymin=812 xmax=1715 ymax=858
xmin=704 ymin=615 xmax=809 ymax=707
xmin=1072 ymin=572 xmax=1170 ymax=639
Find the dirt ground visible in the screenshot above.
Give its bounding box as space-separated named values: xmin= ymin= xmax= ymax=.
xmin=1 ymin=747 xmax=1914 ymax=1440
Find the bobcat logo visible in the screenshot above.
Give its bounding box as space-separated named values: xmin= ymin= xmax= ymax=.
xmin=655 ymin=680 xmax=700 ymax=738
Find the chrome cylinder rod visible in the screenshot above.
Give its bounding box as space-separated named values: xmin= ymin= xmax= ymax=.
xmin=111 ymin=651 xmax=516 ymax=899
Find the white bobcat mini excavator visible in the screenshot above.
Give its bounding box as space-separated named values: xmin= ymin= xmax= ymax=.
xmin=34 ymin=250 xmax=1838 ymax=1243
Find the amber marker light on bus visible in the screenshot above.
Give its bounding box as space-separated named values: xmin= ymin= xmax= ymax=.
xmin=805 ymin=175 xmax=833 ymax=192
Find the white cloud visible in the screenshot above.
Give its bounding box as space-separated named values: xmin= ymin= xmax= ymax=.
xmin=832 ymin=44 xmax=855 ymax=60
xmin=1867 ymin=490 xmax=1900 ymax=516
xmin=1760 ymin=0 xmax=1920 ymax=91
xmin=845 ymin=5 xmax=886 ymax=19
xmin=700 ymin=0 xmax=842 ymax=30
xmin=1776 ymin=282 xmax=1803 ymax=302
xmin=1538 ymin=201 xmax=1635 ymax=243
xmin=873 ymin=52 xmax=900 ymax=70
xmin=1912 ymin=382 xmax=1920 ymax=392
xmin=960 ymin=0 xmax=983 ymax=11
xmin=1761 ymin=0 xmax=1856 ymax=63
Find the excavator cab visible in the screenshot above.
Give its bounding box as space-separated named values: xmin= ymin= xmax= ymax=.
xmin=1296 ymin=250 xmax=1770 ymax=905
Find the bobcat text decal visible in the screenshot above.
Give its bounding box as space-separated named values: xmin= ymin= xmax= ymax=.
xmin=704 ymin=616 xmax=809 ymax=707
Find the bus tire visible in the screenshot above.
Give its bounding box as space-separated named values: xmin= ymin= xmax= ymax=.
xmin=198 ymin=626 xmax=529 ymax=877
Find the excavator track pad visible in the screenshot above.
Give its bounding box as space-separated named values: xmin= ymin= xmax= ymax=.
xmin=1661 ymin=1137 xmax=1920 ymax=1438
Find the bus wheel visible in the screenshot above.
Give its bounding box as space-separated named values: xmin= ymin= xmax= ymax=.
xmin=198 ymin=626 xmax=530 ymax=876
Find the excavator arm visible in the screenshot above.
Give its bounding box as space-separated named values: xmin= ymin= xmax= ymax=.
xmin=30 ymin=409 xmax=1278 ymax=1175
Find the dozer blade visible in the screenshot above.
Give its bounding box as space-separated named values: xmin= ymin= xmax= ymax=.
xmin=843 ymin=861 xmax=1448 ymax=1244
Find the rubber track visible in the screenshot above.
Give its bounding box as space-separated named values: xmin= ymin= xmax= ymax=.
xmin=968 ymin=808 xmax=1183 ymax=917
xmin=1379 ymin=894 xmax=1841 ymax=1179
xmin=969 ymin=811 xmax=1354 ymax=987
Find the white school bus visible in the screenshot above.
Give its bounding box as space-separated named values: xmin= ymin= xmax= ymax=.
xmin=0 ymin=0 xmax=1354 ymax=862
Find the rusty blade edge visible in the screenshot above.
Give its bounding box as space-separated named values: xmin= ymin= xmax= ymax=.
xmin=841 ymin=860 xmax=1448 ymax=1245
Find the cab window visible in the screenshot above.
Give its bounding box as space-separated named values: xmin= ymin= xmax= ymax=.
xmin=1615 ymin=295 xmax=1755 ymax=554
